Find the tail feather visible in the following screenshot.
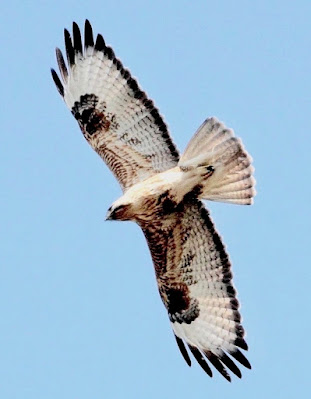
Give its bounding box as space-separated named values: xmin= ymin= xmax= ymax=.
xmin=210 ymin=176 xmax=255 ymax=194
xmin=179 ymin=118 xmax=256 ymax=205
xmin=207 ymin=188 xmax=255 ymax=202
xmin=212 ymin=168 xmax=254 ymax=188
xmin=180 ymin=118 xmax=234 ymax=162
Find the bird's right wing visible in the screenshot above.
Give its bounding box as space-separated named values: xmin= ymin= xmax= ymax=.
xmin=142 ymin=200 xmax=251 ymax=381
xmin=51 ymin=20 xmax=179 ymax=191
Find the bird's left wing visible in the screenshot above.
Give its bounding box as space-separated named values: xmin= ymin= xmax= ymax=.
xmin=142 ymin=200 xmax=251 ymax=381
xmin=51 ymin=20 xmax=179 ymax=191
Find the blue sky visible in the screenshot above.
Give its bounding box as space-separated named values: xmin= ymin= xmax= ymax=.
xmin=1 ymin=0 xmax=310 ymax=397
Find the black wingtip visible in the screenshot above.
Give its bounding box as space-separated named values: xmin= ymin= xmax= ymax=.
xmin=95 ymin=33 xmax=106 ymax=52
xmin=55 ymin=47 xmax=68 ymax=82
xmin=72 ymin=21 xmax=83 ymax=54
xmin=220 ymin=352 xmax=242 ymax=379
xmin=230 ymin=349 xmax=252 ymax=369
xmin=174 ymin=334 xmax=191 ymax=367
xmin=105 ymin=45 xmax=115 ymax=60
xmin=188 ymin=346 xmax=213 ymax=377
xmin=235 ymin=337 xmax=248 ymax=351
xmin=64 ymin=28 xmax=75 ymax=66
xmin=84 ymin=19 xmax=94 ymax=48
xmin=51 ymin=68 xmax=64 ymax=96
xmin=204 ymin=351 xmax=231 ymax=382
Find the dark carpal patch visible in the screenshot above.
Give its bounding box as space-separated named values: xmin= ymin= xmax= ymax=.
xmin=71 ymin=94 xmax=119 ymax=136
xmin=165 ymin=285 xmax=200 ymax=324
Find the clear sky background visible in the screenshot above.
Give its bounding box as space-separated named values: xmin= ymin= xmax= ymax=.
xmin=1 ymin=1 xmax=310 ymax=398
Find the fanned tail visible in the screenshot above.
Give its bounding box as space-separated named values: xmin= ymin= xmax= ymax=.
xmin=179 ymin=117 xmax=256 ymax=205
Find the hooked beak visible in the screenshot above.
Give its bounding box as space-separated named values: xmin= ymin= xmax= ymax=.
xmin=105 ymin=207 xmax=115 ymax=221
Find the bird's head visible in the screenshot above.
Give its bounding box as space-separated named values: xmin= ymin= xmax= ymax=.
xmin=105 ymin=197 xmax=134 ymax=221
xmin=105 ymin=181 xmax=171 ymax=224
xmin=105 ymin=185 xmax=158 ymax=223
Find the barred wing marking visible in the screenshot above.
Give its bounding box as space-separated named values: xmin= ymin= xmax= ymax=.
xmin=51 ymin=20 xmax=179 ymax=190
xmin=143 ymin=200 xmax=251 ymax=381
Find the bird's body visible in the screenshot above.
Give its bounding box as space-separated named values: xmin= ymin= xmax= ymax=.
xmin=107 ymin=165 xmax=209 ymax=224
xmin=51 ymin=20 xmax=256 ymax=381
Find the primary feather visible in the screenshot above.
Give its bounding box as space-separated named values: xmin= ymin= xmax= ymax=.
xmin=51 ymin=20 xmax=255 ymax=381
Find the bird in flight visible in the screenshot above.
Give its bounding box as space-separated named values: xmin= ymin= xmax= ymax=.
xmin=51 ymin=20 xmax=255 ymax=381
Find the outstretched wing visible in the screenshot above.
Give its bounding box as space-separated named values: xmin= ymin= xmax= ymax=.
xmin=51 ymin=20 xmax=179 ymax=190
xmin=142 ymin=200 xmax=251 ymax=381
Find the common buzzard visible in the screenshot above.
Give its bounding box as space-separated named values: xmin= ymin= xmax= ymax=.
xmin=51 ymin=20 xmax=255 ymax=381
